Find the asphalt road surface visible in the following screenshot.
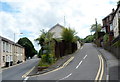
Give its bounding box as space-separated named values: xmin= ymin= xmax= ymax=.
xmin=2 ymin=58 xmax=40 ymax=80
xmin=28 ymin=43 xmax=106 ymax=81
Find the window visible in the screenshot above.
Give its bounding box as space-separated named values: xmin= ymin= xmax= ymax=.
xmin=110 ymin=24 xmax=113 ymax=31
xmin=6 ymin=43 xmax=8 ymax=52
xmin=3 ymin=42 xmax=5 ymax=52
xmin=3 ymin=56 xmax=5 ymax=62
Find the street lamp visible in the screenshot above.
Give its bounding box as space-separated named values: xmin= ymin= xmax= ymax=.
xmin=13 ymin=32 xmax=23 ymax=64
xmin=95 ymin=18 xmax=98 ymax=40
xmin=14 ymin=33 xmax=23 ymax=43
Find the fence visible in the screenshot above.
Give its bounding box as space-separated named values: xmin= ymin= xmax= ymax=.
xmin=55 ymin=40 xmax=77 ymax=58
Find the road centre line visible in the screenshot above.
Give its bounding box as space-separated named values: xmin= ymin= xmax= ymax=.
xmin=76 ymin=61 xmax=83 ymax=69
xmin=59 ymin=73 xmax=72 ymax=80
xmin=75 ymin=54 xmax=88 ymax=69
xmin=83 ymin=55 xmax=87 ymax=59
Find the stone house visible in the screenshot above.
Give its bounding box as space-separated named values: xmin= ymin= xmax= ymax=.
xmin=48 ymin=23 xmax=64 ymax=39
xmin=112 ymin=4 xmax=120 ymax=38
xmin=0 ymin=36 xmax=25 ymax=67
xmin=102 ymin=9 xmax=115 ymax=42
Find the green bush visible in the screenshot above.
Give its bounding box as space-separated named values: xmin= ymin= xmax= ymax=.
xmin=41 ymin=54 xmax=55 ymax=64
xmin=38 ymin=60 xmax=49 ymax=67
xmin=112 ymin=40 xmax=120 ymax=47
xmin=103 ymin=34 xmax=109 ymax=44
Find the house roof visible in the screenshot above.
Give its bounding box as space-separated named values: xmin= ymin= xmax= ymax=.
xmin=102 ymin=10 xmax=115 ymax=21
xmin=48 ymin=23 xmax=64 ymax=32
xmin=0 ymin=36 xmax=24 ymax=48
xmin=112 ymin=4 xmax=120 ymax=21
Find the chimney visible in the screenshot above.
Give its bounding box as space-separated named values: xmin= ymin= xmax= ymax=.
xmin=112 ymin=8 xmax=115 ymax=13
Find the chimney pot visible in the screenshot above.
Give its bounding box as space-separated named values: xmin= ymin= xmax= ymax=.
xmin=112 ymin=8 xmax=115 ymax=12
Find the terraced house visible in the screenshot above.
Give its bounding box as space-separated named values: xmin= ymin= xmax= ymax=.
xmin=102 ymin=3 xmax=120 ymax=43
xmin=0 ymin=36 xmax=25 ymax=67
xmin=112 ymin=4 xmax=120 ymax=39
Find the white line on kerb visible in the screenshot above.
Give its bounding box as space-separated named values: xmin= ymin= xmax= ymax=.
xmin=81 ymin=47 xmax=83 ymax=49
xmin=106 ymin=75 xmax=109 ymax=80
xmin=83 ymin=55 xmax=87 ymax=59
xmin=24 ymin=77 xmax=29 ymax=81
xmin=60 ymin=73 xmax=72 ymax=80
xmin=76 ymin=61 xmax=83 ymax=69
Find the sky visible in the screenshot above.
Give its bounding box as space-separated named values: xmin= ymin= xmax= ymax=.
xmin=0 ymin=0 xmax=118 ymax=51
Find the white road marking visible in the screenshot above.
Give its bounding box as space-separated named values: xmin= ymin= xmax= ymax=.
xmin=83 ymin=55 xmax=87 ymax=59
xmin=106 ymin=75 xmax=109 ymax=80
xmin=81 ymin=47 xmax=83 ymax=49
xmin=76 ymin=61 xmax=83 ymax=69
xmin=60 ymin=73 xmax=72 ymax=80
xmin=24 ymin=77 xmax=29 ymax=80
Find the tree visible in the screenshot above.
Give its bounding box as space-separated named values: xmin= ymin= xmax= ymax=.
xmin=61 ymin=27 xmax=77 ymax=54
xmin=61 ymin=27 xmax=77 ymax=43
xmin=117 ymin=0 xmax=120 ymax=5
xmin=84 ymin=35 xmax=94 ymax=43
xmin=35 ymin=29 xmax=47 ymax=47
xmin=35 ymin=29 xmax=55 ymax=64
xmin=17 ymin=37 xmax=37 ymax=59
xmin=90 ymin=24 xmax=102 ymax=33
xmin=35 ymin=29 xmax=54 ymax=46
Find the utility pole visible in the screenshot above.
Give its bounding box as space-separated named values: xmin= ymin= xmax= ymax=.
xmin=95 ymin=18 xmax=98 ymax=40
xmin=95 ymin=18 xmax=99 ymax=47
xmin=13 ymin=33 xmax=23 ymax=64
xmin=64 ymin=16 xmax=66 ymax=27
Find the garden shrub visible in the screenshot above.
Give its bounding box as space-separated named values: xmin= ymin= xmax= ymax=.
xmin=103 ymin=34 xmax=109 ymax=44
xmin=112 ymin=40 xmax=120 ymax=47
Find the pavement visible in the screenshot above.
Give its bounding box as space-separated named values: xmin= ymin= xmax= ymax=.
xmin=27 ymin=43 xmax=106 ymax=81
xmin=93 ymin=44 xmax=120 ymax=80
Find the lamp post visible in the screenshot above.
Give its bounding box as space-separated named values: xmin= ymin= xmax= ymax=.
xmin=13 ymin=33 xmax=23 ymax=64
xmin=95 ymin=18 xmax=98 ymax=40
xmin=14 ymin=33 xmax=23 ymax=43
xmin=95 ymin=18 xmax=99 ymax=47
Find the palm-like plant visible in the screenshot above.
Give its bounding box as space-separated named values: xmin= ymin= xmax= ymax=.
xmin=35 ymin=29 xmax=46 ymax=46
xmin=35 ymin=29 xmax=55 ymax=64
xmin=90 ymin=24 xmax=102 ymax=33
xmin=61 ymin=28 xmax=77 ymax=43
xmin=61 ymin=27 xmax=77 ymax=54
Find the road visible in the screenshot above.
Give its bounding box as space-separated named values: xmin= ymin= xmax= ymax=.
xmin=28 ymin=43 xmax=106 ymax=81
xmin=2 ymin=58 xmax=40 ymax=80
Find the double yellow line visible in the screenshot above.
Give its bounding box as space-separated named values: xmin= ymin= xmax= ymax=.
xmin=95 ymin=55 xmax=104 ymax=81
xmin=26 ymin=56 xmax=74 ymax=78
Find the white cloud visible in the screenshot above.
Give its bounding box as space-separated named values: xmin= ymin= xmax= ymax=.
xmin=0 ymin=0 xmax=118 ymax=51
